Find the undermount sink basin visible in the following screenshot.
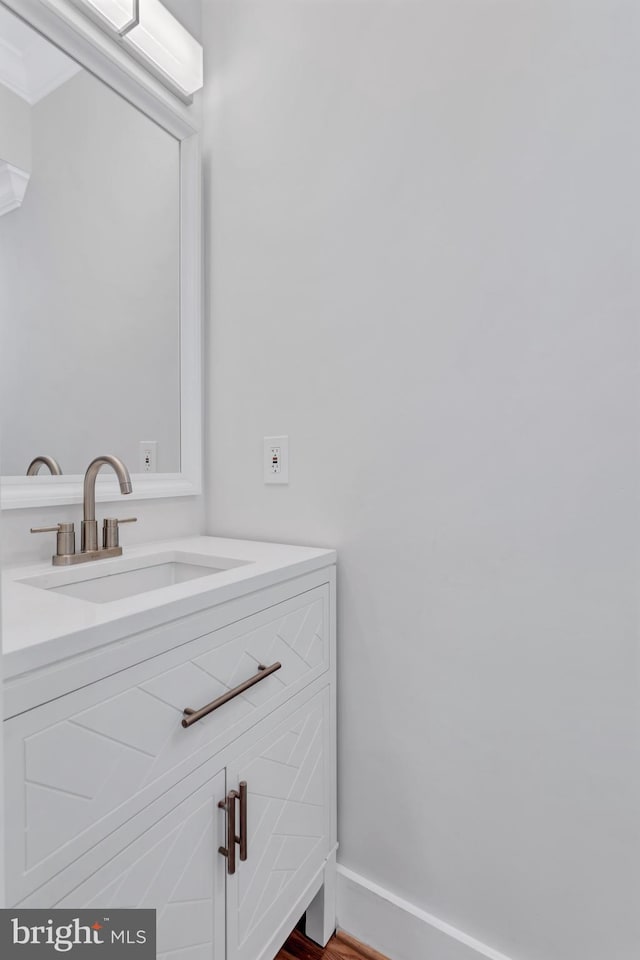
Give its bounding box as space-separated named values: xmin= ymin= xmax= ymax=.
xmin=19 ymin=551 xmax=249 ymax=604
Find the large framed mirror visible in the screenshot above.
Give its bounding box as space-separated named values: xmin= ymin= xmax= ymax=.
xmin=0 ymin=0 xmax=201 ymax=509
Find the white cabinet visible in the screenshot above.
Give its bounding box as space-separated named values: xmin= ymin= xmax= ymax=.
xmin=55 ymin=769 xmax=227 ymax=960
xmin=4 ymin=564 xmax=337 ymax=960
xmin=6 ymin=584 xmax=330 ymax=901
xmin=226 ymin=691 xmax=332 ymax=960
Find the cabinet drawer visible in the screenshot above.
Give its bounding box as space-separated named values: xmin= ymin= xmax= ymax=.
xmin=5 ymin=584 xmax=329 ymax=904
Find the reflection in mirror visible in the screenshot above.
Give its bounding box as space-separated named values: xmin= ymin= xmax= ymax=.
xmin=26 ymin=455 xmax=63 ymax=476
xmin=0 ymin=4 xmax=181 ymax=478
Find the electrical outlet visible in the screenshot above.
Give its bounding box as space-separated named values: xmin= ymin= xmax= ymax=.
xmin=139 ymin=440 xmax=158 ymax=473
xmin=264 ymin=436 xmax=289 ymax=484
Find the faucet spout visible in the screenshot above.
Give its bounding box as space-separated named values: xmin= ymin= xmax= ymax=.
xmin=26 ymin=455 xmax=63 ymax=476
xmin=83 ymin=454 xmax=132 ymax=521
xmin=82 ymin=455 xmax=132 ymax=552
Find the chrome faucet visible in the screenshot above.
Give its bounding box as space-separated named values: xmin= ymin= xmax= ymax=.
xmin=31 ymin=455 xmax=137 ymax=565
xmin=82 ymin=455 xmax=133 ymax=551
xmin=26 ymin=455 xmax=63 ymax=476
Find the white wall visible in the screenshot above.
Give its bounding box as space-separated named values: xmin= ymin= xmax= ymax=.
xmin=202 ymin=3 xmax=640 ymax=959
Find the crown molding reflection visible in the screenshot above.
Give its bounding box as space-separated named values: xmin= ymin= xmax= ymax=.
xmin=0 ymin=160 xmax=29 ymax=216
xmin=0 ymin=5 xmax=80 ymax=103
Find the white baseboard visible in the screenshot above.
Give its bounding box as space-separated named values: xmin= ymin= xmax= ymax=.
xmin=336 ymin=864 xmax=516 ymax=960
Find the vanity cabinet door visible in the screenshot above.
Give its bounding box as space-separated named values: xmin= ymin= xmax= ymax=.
xmin=225 ymin=689 xmax=332 ymax=960
xmin=52 ymin=769 xmax=227 ymax=960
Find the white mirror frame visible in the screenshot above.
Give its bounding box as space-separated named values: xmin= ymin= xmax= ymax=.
xmin=0 ymin=0 xmax=202 ymax=510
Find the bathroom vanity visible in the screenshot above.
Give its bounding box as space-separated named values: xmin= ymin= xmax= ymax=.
xmin=2 ymin=536 xmax=337 ymax=960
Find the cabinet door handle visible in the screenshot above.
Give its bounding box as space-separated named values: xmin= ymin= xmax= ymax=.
xmin=182 ymin=662 xmax=282 ymax=728
xmin=218 ymin=790 xmax=238 ymax=875
xmin=239 ymin=781 xmax=248 ymax=861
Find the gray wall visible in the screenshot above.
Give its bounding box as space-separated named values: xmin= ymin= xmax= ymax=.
xmin=163 ymin=0 xmax=201 ymax=41
xmin=0 ymin=84 xmax=31 ymax=172
xmin=202 ymin=2 xmax=640 ymax=959
xmin=0 ymin=69 xmax=181 ymax=476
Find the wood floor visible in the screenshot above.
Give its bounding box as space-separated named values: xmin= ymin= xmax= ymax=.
xmin=276 ymin=929 xmax=390 ymax=960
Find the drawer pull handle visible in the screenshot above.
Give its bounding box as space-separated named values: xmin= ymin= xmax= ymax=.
xmin=182 ymin=661 xmax=282 ymax=728
xmin=218 ymin=790 xmax=238 ymax=875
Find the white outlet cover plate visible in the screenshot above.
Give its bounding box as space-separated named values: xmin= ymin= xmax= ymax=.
xmin=139 ymin=440 xmax=158 ymax=473
xmin=264 ymin=435 xmax=289 ymax=484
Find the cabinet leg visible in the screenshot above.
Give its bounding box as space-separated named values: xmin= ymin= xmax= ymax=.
xmin=304 ymin=849 xmax=336 ymax=947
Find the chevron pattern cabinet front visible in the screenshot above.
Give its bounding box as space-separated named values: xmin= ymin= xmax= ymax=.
xmin=54 ymin=769 xmax=227 ymax=960
xmin=5 ymin=585 xmax=329 ymax=903
xmin=225 ymin=689 xmax=332 ymax=960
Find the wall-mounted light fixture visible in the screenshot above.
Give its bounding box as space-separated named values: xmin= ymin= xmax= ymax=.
xmin=72 ymin=0 xmax=203 ymax=100
xmin=122 ymin=0 xmax=203 ymax=100
xmin=75 ymin=0 xmax=137 ymax=35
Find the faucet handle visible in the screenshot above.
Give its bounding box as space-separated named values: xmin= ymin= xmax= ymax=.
xmin=31 ymin=522 xmax=76 ymax=558
xmin=102 ymin=517 xmax=137 ymax=550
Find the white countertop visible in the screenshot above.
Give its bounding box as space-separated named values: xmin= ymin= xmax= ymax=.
xmin=1 ymin=536 xmax=336 ymax=680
